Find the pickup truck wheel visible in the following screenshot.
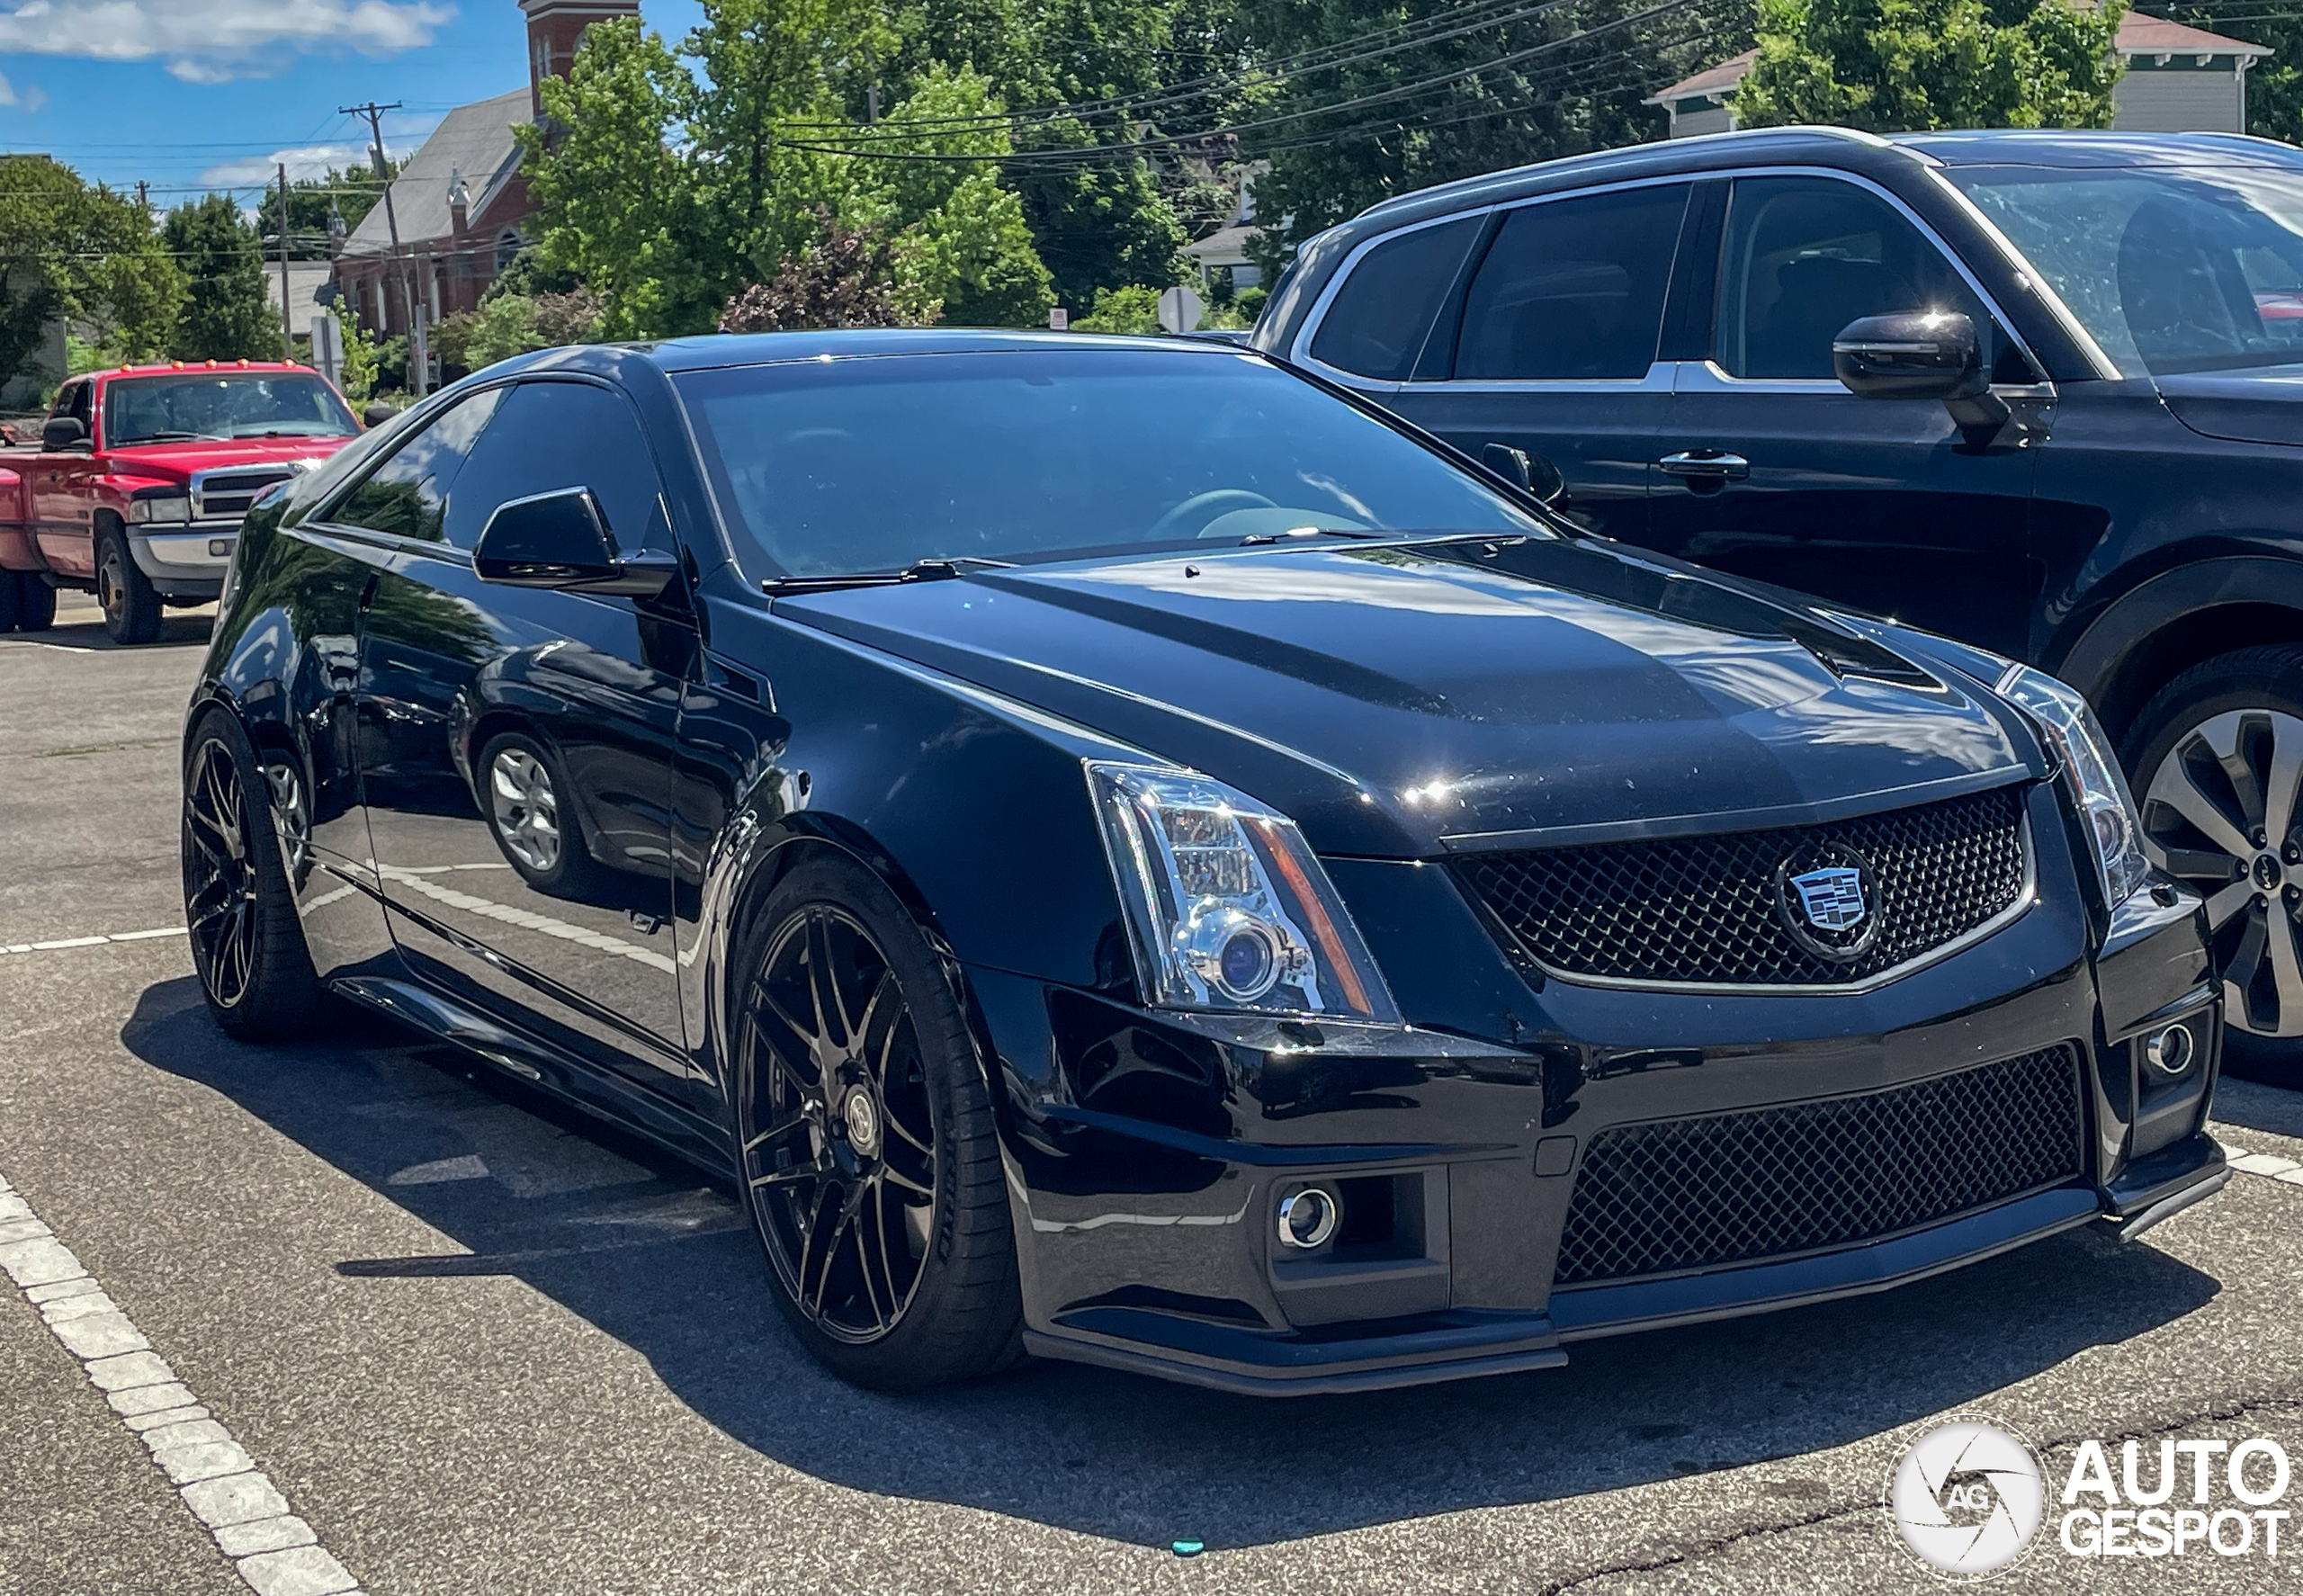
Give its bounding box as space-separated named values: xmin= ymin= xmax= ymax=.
xmin=2127 ymin=646 xmax=2303 ymax=1068
xmin=15 ymin=572 xmax=54 ymax=632
xmin=98 ymin=525 xmax=162 ymax=644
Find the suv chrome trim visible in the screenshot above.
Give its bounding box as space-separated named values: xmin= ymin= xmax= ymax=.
xmin=1919 ymin=166 xmax=2123 ymax=381
xmin=1298 ymin=165 xmax=2049 ymax=392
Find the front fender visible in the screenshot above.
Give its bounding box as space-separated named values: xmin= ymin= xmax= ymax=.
xmin=2050 ymin=552 xmax=2303 ymax=722
xmin=675 ymin=587 xmax=1153 ymax=1086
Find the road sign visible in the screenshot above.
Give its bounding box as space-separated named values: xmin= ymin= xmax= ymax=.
xmin=1158 ymin=285 xmax=1205 ymax=335
xmin=310 ymin=313 xmax=345 ymax=389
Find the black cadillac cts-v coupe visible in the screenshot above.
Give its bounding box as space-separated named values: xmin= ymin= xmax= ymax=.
xmin=182 ymin=331 xmax=2227 ymax=1394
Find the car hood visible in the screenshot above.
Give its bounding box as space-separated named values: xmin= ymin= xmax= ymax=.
xmin=2154 ymin=363 xmax=2303 ymax=447
xmin=98 ymin=435 xmax=355 ymax=480
xmin=776 ymin=538 xmax=2035 ymax=857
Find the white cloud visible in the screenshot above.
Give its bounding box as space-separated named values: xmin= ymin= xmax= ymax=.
xmin=0 ymin=70 xmax=48 ymax=112
xmin=0 ymin=1 xmax=455 ymax=85
xmin=199 ymin=140 xmax=413 ymax=188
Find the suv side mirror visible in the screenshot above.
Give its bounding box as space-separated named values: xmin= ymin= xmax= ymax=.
xmin=474 ymin=488 xmax=677 ymax=599
xmin=42 ymin=417 xmax=88 ymax=452
xmin=1482 ymin=443 xmax=1565 ymax=505
xmin=1833 ymin=311 xmax=2012 ymax=435
xmin=363 ymin=403 xmax=399 ymax=430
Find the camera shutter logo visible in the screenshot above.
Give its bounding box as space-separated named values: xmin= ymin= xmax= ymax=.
xmin=1886 ymin=1417 xmax=2046 ymax=1580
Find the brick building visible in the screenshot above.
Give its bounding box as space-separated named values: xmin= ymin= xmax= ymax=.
xmin=335 ymin=1 xmax=639 ymax=337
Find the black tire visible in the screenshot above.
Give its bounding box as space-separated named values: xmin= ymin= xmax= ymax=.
xmin=475 ymin=730 xmax=603 ymax=897
xmin=15 ymin=572 xmax=54 ymax=632
xmin=2125 ymin=646 xmax=2303 ymax=1070
xmin=98 ymin=524 xmax=162 ymax=645
xmin=0 ymin=569 xmax=18 ymax=632
xmin=733 ymin=855 xmax=1023 ymax=1390
xmin=181 ymin=707 xmax=326 ymax=1041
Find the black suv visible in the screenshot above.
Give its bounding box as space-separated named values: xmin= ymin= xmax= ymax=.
xmin=1252 ymin=127 xmax=2303 ymax=1059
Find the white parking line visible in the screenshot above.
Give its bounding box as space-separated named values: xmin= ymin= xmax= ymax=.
xmin=0 ymin=1168 xmax=366 ymax=1596
xmin=1 ymin=927 xmax=189 ymax=956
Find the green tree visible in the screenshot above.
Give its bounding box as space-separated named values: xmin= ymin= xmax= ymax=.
xmin=0 ymin=155 xmax=183 ymax=391
xmin=1736 ymin=0 xmax=2121 ymax=130
xmin=520 ymin=16 xmax=712 ymax=337
xmin=1071 ymin=282 xmax=1164 ymax=330
xmin=327 ymin=296 xmax=381 ymax=402
xmin=165 ymin=194 xmax=277 ymax=361
xmin=1231 ymin=0 xmax=1746 ymax=273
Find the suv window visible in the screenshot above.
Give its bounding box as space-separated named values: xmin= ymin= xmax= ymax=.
xmin=328 ymin=387 xmax=506 ymax=543
xmin=1716 ymin=176 xmax=2007 ymax=381
xmin=444 ymin=380 xmax=671 ymax=553
xmin=1307 ymin=216 xmax=1482 ymax=381
xmin=1454 ymin=185 xmax=1688 ymax=381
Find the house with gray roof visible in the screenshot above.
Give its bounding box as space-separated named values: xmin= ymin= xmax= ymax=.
xmin=336 ymin=3 xmax=638 ymax=342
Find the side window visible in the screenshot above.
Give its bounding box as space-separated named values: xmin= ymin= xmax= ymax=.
xmin=444 ymin=381 xmax=671 ymax=553
xmin=1307 ymin=216 xmax=1482 ymax=381
xmin=69 ymin=383 xmax=94 ymax=431
xmin=327 ymin=387 xmax=506 ymax=542
xmin=1454 ymin=184 xmax=1689 ymax=381
xmin=1716 ymin=176 xmax=2010 ymax=381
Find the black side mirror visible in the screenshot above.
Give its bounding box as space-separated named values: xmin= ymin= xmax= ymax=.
xmin=474 ymin=488 xmax=677 ymax=599
xmin=42 ymin=417 xmax=88 ymax=452
xmin=1482 ymin=443 xmax=1565 ymax=505
xmin=1833 ymin=311 xmax=2012 ymax=434
xmin=363 ymin=403 xmax=399 ymax=430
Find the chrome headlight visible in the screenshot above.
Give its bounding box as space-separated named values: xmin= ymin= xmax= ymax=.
xmin=1088 ymin=762 xmax=1399 ymax=1022
xmin=1996 ymin=663 xmax=2150 ymax=905
xmin=128 ymin=493 xmax=192 ymax=524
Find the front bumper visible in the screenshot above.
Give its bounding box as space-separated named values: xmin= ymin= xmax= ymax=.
xmin=129 ymin=524 xmax=235 ymax=601
xmin=974 ymin=811 xmax=2226 ymax=1396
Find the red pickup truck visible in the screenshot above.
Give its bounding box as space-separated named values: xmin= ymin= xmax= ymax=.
xmin=0 ymin=361 xmax=362 ymax=642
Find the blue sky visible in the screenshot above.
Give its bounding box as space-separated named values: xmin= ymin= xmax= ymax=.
xmin=0 ymin=1 xmax=705 ymax=202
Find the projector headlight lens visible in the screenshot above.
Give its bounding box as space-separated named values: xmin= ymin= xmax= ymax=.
xmin=1089 ymin=762 xmax=1397 ymax=1021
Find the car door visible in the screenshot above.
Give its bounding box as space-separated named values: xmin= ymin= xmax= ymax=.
xmin=1640 ymin=173 xmax=2041 ymax=656
xmin=347 ymin=377 xmax=696 ymax=1099
xmin=1381 ymin=181 xmax=1697 ymax=541
xmin=31 ymin=380 xmax=96 ymax=578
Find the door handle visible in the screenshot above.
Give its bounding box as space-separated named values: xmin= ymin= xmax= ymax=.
xmin=1658 ymin=451 xmax=1750 ymax=480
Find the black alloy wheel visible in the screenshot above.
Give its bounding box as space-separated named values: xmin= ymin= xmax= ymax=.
xmin=735 ymin=856 xmax=1022 ymax=1389
xmin=181 ymin=710 xmax=323 ymax=1040
xmin=2128 ymin=647 xmax=2303 ymax=1061
xmin=98 ymin=525 xmax=162 ymax=645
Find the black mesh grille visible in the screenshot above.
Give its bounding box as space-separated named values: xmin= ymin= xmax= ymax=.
xmin=1552 ymin=1045 xmax=2086 ymax=1287
xmin=194 ymin=469 xmax=295 ymax=520
xmin=1457 ymin=784 xmax=2029 ymax=987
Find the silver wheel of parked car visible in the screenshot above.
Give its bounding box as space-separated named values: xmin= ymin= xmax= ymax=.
xmin=488 ymin=744 xmax=562 ymax=874
xmin=2131 ymin=650 xmax=2303 ymax=1047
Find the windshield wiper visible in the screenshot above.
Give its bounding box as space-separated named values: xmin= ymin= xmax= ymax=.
xmin=122 ymin=431 xmax=202 ymax=443
xmin=1236 ymin=526 xmax=1384 ymax=544
xmin=761 ymin=555 xmax=1011 ymax=596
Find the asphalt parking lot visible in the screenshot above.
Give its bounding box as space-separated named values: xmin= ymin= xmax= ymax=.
xmin=9 ymin=590 xmax=2303 ymax=1595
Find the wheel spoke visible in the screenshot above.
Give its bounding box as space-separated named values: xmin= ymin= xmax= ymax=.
xmin=748 ymin=997 xmax=823 ymax=1083
xmin=880 ymin=1162 xmax=931 ymax=1198
xmin=2207 ymin=880 xmax=2257 ymax=929
xmin=858 ymin=972 xmax=901 ymax=1083
xmin=806 ymin=914 xmax=852 ymax=1049
xmin=2269 ymin=907 xmax=2303 ymax=1039
xmin=741 ymin=1105 xmax=811 ymax=1156
xmin=2269 ymin=718 xmax=2303 ymax=846
xmin=2148 ymin=758 xmax=2254 ymax=863
xmin=748 ymin=1153 xmax=827 ymax=1192
xmin=870 ymin=1192 xmax=905 ymax=1312
xmin=854 ymin=1193 xmax=889 ymax=1330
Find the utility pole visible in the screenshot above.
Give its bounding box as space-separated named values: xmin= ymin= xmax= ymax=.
xmin=134 ymin=180 xmax=148 ymax=216
xmin=337 ymin=100 xmax=424 ymax=399
xmin=277 ymin=163 xmax=294 ymax=362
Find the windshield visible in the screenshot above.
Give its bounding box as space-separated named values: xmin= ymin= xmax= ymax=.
xmin=1949 ymin=163 xmax=2303 ymax=376
xmin=103 ymin=373 xmax=358 ymax=445
xmin=673 ymin=348 xmax=1544 ymax=578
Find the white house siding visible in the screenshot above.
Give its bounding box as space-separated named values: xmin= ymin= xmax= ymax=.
xmin=1669 ymin=103 xmax=1734 ymax=139
xmin=2111 ymin=66 xmax=2245 ymax=133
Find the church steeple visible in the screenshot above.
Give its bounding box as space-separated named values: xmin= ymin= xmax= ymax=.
xmin=518 ymin=1 xmax=642 ymax=120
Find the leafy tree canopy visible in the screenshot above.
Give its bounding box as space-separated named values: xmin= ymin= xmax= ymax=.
xmin=1736 ymin=0 xmax=2122 ymax=130
xmin=164 ymin=193 xmax=278 ymax=362
xmin=0 ymin=155 xmax=183 ymax=393
xmin=253 ymin=158 xmax=403 ymax=262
